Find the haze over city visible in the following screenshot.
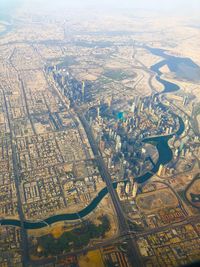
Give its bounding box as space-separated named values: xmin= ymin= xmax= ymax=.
xmin=1 ymin=0 xmax=200 ymax=12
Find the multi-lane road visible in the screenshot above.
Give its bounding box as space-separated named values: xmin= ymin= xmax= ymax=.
xmin=48 ymin=74 xmax=144 ymax=266
xmin=76 ymin=108 xmax=144 ymax=267
xmin=1 ymin=89 xmax=29 ymax=267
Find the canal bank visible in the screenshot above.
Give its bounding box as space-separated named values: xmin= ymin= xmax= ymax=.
xmin=0 ymin=46 xmax=186 ymax=228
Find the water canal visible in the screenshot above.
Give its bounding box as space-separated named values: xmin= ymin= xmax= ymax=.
xmin=0 ymin=46 xmax=186 ymax=228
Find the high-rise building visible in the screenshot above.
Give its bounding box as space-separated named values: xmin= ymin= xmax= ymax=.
xmin=157 ymin=164 xmax=166 ymax=176
xmin=140 ymin=102 xmax=144 ymax=112
xmin=99 ymin=140 xmax=105 ymax=152
xmin=115 ymin=135 xmax=122 ymax=152
xmin=61 ymin=75 xmax=65 ymax=86
xmin=81 ymin=81 xmax=85 ymax=102
xmin=97 ymin=106 xmax=100 ymax=118
xmin=131 ymin=102 xmax=136 ymax=113
xmin=107 ymin=95 xmax=112 ymax=108
xmin=108 ymin=157 xmax=112 ymax=169
xmin=183 ymin=96 xmax=188 ymax=106
xmin=132 ymin=182 xmax=138 ymax=198
xmin=125 ymin=182 xmax=131 ymax=195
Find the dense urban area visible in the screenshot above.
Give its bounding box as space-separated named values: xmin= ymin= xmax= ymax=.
xmin=0 ymin=1 xmax=200 ymax=267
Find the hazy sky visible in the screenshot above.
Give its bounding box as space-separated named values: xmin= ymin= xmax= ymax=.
xmin=68 ymin=0 xmax=200 ymax=9
xmin=25 ymin=0 xmax=200 ymax=9
xmin=1 ymin=0 xmax=200 ymax=14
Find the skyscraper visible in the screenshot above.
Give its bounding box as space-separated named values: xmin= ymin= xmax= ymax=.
xmin=81 ymin=81 xmax=85 ymax=102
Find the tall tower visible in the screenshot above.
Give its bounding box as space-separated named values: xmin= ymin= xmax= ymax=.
xmin=107 ymin=95 xmax=112 ymax=108
xmin=131 ymin=102 xmax=136 ymax=113
xmin=81 ymin=81 xmax=85 ymax=102
xmin=97 ymin=106 xmax=100 ymax=118
xmin=132 ymin=182 xmax=138 ymax=198
xmin=61 ymin=76 xmax=65 ymax=87
xmin=158 ymin=164 xmax=165 ymax=176
xmin=116 ymin=135 xmax=122 ymax=152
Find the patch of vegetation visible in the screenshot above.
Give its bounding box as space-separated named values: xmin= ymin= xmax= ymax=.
xmin=194 ymin=104 xmax=200 ymax=116
xmin=46 ymin=55 xmax=77 ymax=69
xmin=98 ymin=76 xmax=112 ymax=85
xmin=31 ymin=215 xmax=110 ymax=257
xmin=184 ymin=173 xmax=200 ymax=209
xmin=103 ymin=69 xmax=130 ymax=81
xmin=190 ymin=103 xmax=200 ymax=135
xmin=57 ymin=56 xmax=77 ymax=68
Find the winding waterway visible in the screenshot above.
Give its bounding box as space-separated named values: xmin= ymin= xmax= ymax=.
xmin=0 ymin=46 xmax=185 ymax=228
xmin=135 ymin=46 xmax=185 ymax=183
xmin=0 ymin=13 xmax=13 ymax=37
xmin=0 ymin=23 xmax=12 ymax=37
xmin=0 ymin=183 xmax=118 ymax=229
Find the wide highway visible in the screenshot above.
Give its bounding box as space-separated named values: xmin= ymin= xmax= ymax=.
xmin=76 ymin=107 xmax=143 ymax=267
